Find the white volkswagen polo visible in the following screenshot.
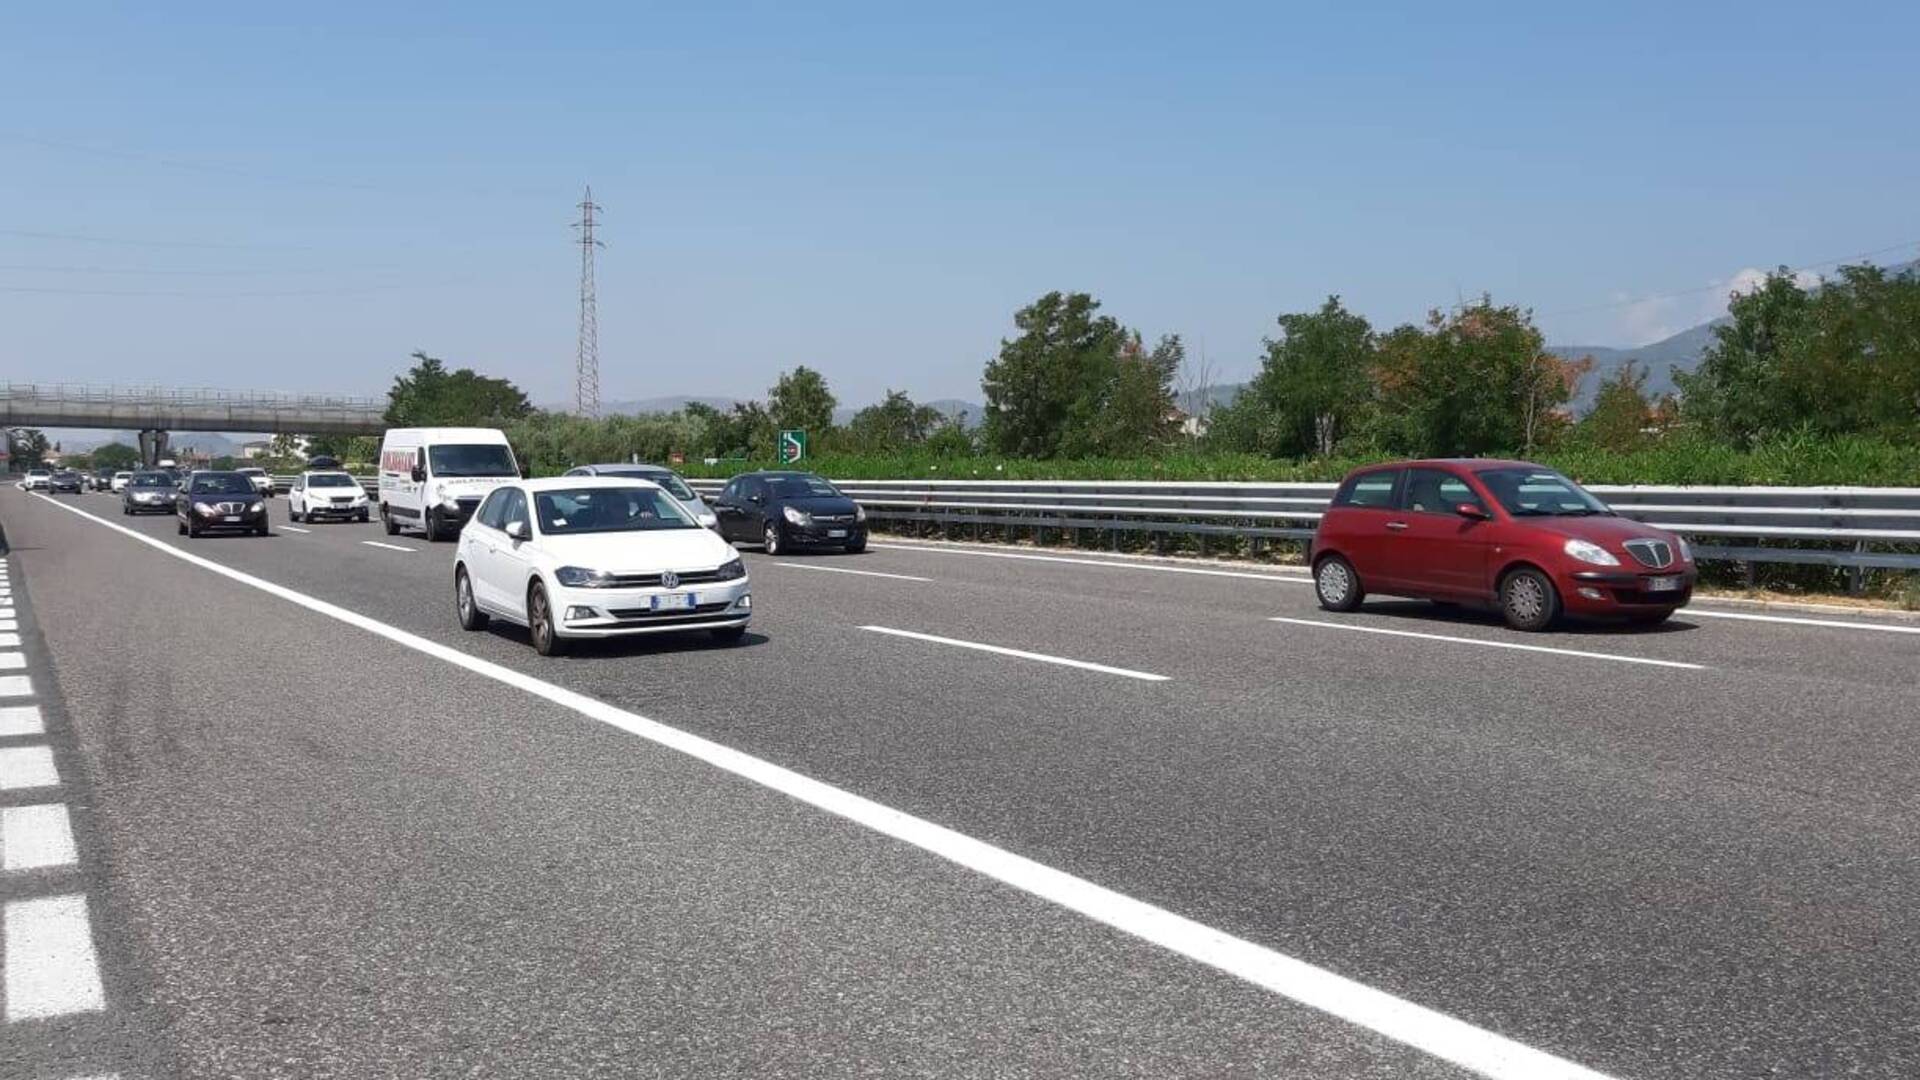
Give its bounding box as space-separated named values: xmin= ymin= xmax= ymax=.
xmin=453 ymin=477 xmax=750 ymax=655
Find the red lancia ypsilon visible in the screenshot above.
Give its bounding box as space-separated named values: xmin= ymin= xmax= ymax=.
xmin=1309 ymin=459 xmax=1696 ymax=631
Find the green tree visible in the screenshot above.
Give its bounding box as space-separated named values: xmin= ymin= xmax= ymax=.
xmin=980 ymin=291 xmax=1144 ymax=458
xmin=7 ymin=429 xmax=49 ymax=468
xmin=385 ymin=351 xmax=534 ymax=427
xmin=1577 ymin=361 xmax=1654 ymax=452
xmin=89 ymin=442 xmax=140 ymax=470
xmin=1674 ymin=270 xmax=1813 ymax=444
xmin=1215 ymin=297 xmax=1376 ymax=457
xmin=768 ymin=366 xmax=837 ymax=436
xmin=1368 ymin=298 xmax=1571 ymax=457
xmin=1062 ymin=332 xmax=1182 ymax=457
xmin=845 ymin=390 xmax=949 ymax=451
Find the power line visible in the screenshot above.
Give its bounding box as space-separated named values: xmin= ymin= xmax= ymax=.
xmin=0 ymin=279 xmax=469 ymax=298
xmin=573 ymin=187 xmax=603 ymax=419
xmin=0 ymin=227 xmax=309 ymax=251
xmin=0 ymin=263 xmax=380 ymax=277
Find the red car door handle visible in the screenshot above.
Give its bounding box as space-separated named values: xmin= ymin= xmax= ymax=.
xmin=1385 ymin=520 xmax=1409 ymax=530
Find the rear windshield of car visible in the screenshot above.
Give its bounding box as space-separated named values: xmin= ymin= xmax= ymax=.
xmin=308 ymin=473 xmax=358 ymax=487
xmin=534 ymin=486 xmax=699 ymax=534
xmin=768 ymin=475 xmax=839 ymax=498
xmin=190 ymin=474 xmax=256 ymax=495
xmin=1474 ymin=468 xmax=1611 ymax=517
xmin=428 ymin=444 xmax=517 ymax=478
xmin=594 ymin=468 xmax=695 ymax=499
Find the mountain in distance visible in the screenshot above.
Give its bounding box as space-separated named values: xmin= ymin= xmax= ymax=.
xmin=829 ymin=398 xmax=983 ymax=428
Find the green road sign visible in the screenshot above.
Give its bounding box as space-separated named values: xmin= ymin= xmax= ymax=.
xmin=778 ymin=429 xmax=807 ymax=465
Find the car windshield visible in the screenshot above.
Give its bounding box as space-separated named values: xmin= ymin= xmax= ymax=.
xmin=428 ymin=443 xmax=517 ymax=478
xmin=130 ymin=473 xmax=171 ymax=487
xmin=1474 ymin=468 xmax=1611 ymax=517
xmin=533 ymin=486 xmax=699 ymax=535
xmin=768 ymin=474 xmax=839 ymax=499
xmin=239 ymin=468 xmax=266 ymax=476
xmin=597 ymin=468 xmax=695 ymax=499
xmin=190 ymin=474 xmax=256 ymax=495
xmin=308 ymin=473 xmax=358 ymax=488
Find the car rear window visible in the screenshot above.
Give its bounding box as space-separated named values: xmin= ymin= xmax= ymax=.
xmin=1333 ymin=471 xmax=1399 ymax=509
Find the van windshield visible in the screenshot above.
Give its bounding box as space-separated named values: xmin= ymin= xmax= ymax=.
xmin=428 ymin=444 xmax=517 ymax=478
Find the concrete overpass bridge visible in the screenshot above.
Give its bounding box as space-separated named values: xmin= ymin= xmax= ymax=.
xmin=0 ymin=383 xmax=387 ymax=465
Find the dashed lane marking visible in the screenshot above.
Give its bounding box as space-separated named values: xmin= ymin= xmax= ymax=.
xmin=280 ymin=525 xmax=312 ymax=534
xmin=868 ymin=542 xmax=1313 ymax=584
xmin=0 ymin=745 xmax=60 ymax=790
xmin=33 ymin=491 xmax=1617 ymax=1080
xmin=361 ymin=541 xmax=416 ymax=553
xmin=0 ymin=653 xmax=24 ymax=671
xmin=0 ymin=705 xmax=43 ymax=737
xmin=1268 ymin=617 xmax=1707 ymax=671
xmin=861 ymin=625 xmax=1171 ymax=682
xmin=1685 ymin=608 xmax=1920 ymax=635
xmin=0 ymin=676 xmax=33 ymax=698
xmin=2 ymin=804 xmax=78 ymax=871
xmin=3 ymin=894 xmax=106 ymax=1020
xmin=0 ymin=634 xmax=18 ymax=648
xmin=772 ymin=562 xmax=933 ymax=583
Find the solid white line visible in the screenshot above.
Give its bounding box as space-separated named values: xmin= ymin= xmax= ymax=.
xmin=0 ymin=652 xmax=24 ymax=670
xmin=27 ymin=492 xmax=1612 ymax=1080
xmin=0 ymin=745 xmax=60 ymax=789
xmin=280 ymin=525 xmax=312 ymax=534
xmin=1685 ymin=608 xmax=1920 ymax=635
xmin=869 ymin=542 xmax=1312 ymax=584
xmin=1268 ymin=617 xmax=1705 ymax=671
xmin=0 ymin=675 xmax=32 ymax=697
xmin=361 ymin=540 xmax=416 ymax=553
xmin=772 ymin=562 xmax=933 ymax=583
xmin=3 ymin=894 xmax=106 ymax=1019
xmin=861 ymin=625 xmax=1170 ymax=682
xmin=2 ymin=803 xmax=77 ymax=870
xmin=0 ymin=705 xmax=43 ymax=737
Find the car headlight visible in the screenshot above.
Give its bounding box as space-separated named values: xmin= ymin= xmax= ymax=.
xmin=782 ymin=505 xmax=811 ymax=526
xmin=1674 ymin=535 xmax=1693 ymax=563
xmin=713 ymin=557 xmax=746 ymax=581
xmin=854 ymin=504 xmax=866 ymax=522
xmin=1563 ymin=538 xmax=1620 ymax=566
xmin=554 ymin=566 xmax=617 ymax=588
xmin=193 ymin=501 xmax=217 ymax=516
xmin=250 ymin=501 xmax=265 ymax=513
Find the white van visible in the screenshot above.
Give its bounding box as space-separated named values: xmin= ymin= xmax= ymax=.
xmin=377 ymin=427 xmax=522 ymax=541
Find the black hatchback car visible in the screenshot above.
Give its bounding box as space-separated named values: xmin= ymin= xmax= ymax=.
xmin=711 ymin=471 xmax=867 ymax=555
xmin=49 ymin=470 xmax=84 ymax=494
xmin=177 ymin=471 xmax=269 ymax=538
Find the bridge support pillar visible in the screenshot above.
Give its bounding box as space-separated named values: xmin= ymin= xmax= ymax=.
xmin=138 ymin=429 xmax=170 ymax=467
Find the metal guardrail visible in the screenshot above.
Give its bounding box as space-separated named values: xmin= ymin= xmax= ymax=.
xmin=681 ymin=477 xmax=1920 ymax=574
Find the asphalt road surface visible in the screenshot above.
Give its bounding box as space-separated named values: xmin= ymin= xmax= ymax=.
xmin=4 ymin=484 xmax=1919 ymax=1078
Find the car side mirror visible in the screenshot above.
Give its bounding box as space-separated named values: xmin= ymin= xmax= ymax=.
xmin=748 ymin=493 xmax=764 ymax=504
xmin=1457 ymin=502 xmax=1489 ymax=520
xmin=504 ymin=520 xmax=527 ymax=541
xmin=410 ymin=466 xmax=425 ymax=483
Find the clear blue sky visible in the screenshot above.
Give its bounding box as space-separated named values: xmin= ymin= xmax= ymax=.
xmin=4 ymin=1 xmax=1917 ymax=410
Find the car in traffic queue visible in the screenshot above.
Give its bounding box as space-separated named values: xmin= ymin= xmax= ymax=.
xmin=121 ymin=470 xmax=180 ymax=514
xmin=1309 ymin=459 xmax=1696 ymax=631
xmin=710 ymin=470 xmax=867 ymax=555
xmin=49 ymin=470 xmax=84 ymax=494
xmin=110 ymin=471 xmax=133 ymax=493
xmin=236 ymin=466 xmax=275 ymax=498
xmin=287 ymin=470 xmax=372 ymax=523
xmin=88 ymin=468 xmax=116 ymax=491
xmin=22 ymin=469 xmax=52 ymax=491
xmin=176 ymin=470 xmax=271 ymax=538
xmin=453 ymin=477 xmax=750 ymax=656
xmin=562 ymin=463 xmax=718 ymax=529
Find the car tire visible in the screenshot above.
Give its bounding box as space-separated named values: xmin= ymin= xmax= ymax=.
xmin=425 ymin=508 xmax=448 ymax=542
xmin=763 ymin=523 xmax=782 ymax=556
xmin=844 ymin=537 xmax=867 ymax=554
xmin=455 ymin=568 xmax=490 ymax=631
xmin=382 ymin=505 xmax=400 ymax=535
xmin=1314 ymin=555 xmax=1364 ymax=612
xmin=289 ymin=504 xmax=301 ymax=523
xmin=255 ymin=520 xmax=270 ymax=537
xmin=710 ymin=625 xmax=747 ymax=645
xmin=358 ymin=509 xmax=370 ymax=523
xmin=1499 ymin=567 xmax=1561 ymax=632
xmin=177 ymin=519 xmax=187 ymax=535
xmin=527 ymin=582 xmax=566 ymax=656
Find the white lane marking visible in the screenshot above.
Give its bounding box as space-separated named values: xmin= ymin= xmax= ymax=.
xmin=861 ymin=625 xmax=1170 ymax=682
xmin=0 ymin=634 xmax=17 ymax=648
xmin=0 ymin=705 xmax=43 ymax=737
xmin=0 ymin=620 xmax=15 ymax=631
xmin=1685 ymin=608 xmax=1920 ymax=636
xmin=31 ymin=493 xmax=1613 ymax=1080
xmin=280 ymin=525 xmax=312 ymax=534
xmin=0 ymin=608 xmax=14 ymax=619
xmin=772 ymin=562 xmax=932 ymax=583
xmin=0 ymin=675 xmax=33 ymax=697
xmin=0 ymin=745 xmax=60 ymax=789
xmin=361 ymin=541 xmax=416 ymax=553
xmin=3 ymin=894 xmax=106 ymax=1019
xmin=869 ymin=542 xmax=1312 ymax=584
xmin=1268 ymin=617 xmax=1705 ymax=671
xmin=2 ymin=803 xmax=78 ymax=870
xmin=0 ymin=652 xmax=23 ymax=670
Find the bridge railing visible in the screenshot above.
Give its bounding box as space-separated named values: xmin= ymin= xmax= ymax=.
xmin=1 ymin=383 xmax=383 ymax=411
xmin=682 ymin=477 xmax=1920 ymax=574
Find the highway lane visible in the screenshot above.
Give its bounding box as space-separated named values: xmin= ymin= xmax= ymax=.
xmin=16 ymin=487 xmax=1920 ymax=1077
xmin=4 ymin=488 xmax=1467 ymax=1079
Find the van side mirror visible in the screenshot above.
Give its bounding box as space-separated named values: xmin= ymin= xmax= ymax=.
xmin=1457 ymin=502 xmax=1489 ymax=520
xmin=504 ymin=520 xmax=527 ymax=541
xmin=410 ymin=465 xmax=425 ymax=483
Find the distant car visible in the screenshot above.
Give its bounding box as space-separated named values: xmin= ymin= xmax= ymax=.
xmin=236 ymin=466 xmax=274 ymax=497
xmin=454 ymin=477 xmax=750 ymax=656
xmin=710 ymin=471 xmax=867 ymax=555
xmin=49 ymin=470 xmax=84 ymax=494
xmin=90 ymin=468 xmax=116 ymax=492
xmin=22 ymin=469 xmax=51 ymax=491
xmin=288 ymin=471 xmax=371 ymax=523
xmin=110 ymin=471 xmax=133 ymax=493
xmin=1309 ymin=459 xmax=1697 ymax=631
xmin=562 ymin=463 xmax=718 ymax=529
xmin=122 ymin=471 xmax=179 ymax=515
xmin=307 ymin=454 xmax=341 ymax=470
xmin=177 ymin=471 xmax=269 ymax=538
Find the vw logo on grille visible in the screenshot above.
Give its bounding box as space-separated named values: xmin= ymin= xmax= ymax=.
xmin=660 ymin=570 xmax=680 ymax=590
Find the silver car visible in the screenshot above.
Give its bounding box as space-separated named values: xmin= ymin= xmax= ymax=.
xmin=561 ymin=463 xmax=718 ymax=529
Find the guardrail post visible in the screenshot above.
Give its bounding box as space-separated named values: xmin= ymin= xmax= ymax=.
xmin=1851 ymin=542 xmax=1867 ymax=595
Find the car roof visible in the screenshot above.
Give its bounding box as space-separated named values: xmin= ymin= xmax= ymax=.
xmin=578 ymin=462 xmax=675 ymax=472
xmin=519 ymin=476 xmax=663 ymax=492
xmin=1345 ymin=457 xmax=1543 ymax=476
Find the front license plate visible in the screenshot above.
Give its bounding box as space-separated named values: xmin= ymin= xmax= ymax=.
xmin=1646 ymin=575 xmax=1681 ymax=592
xmin=651 ymin=593 xmax=696 ymax=612
xmin=223 ymin=515 xmax=242 ymax=523
xmin=827 ymin=529 xmax=847 ymax=538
